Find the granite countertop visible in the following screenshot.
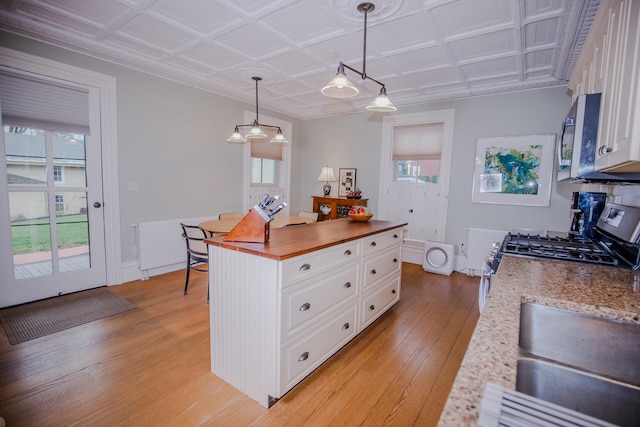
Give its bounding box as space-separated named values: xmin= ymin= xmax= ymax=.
xmin=437 ymin=255 xmax=640 ymax=426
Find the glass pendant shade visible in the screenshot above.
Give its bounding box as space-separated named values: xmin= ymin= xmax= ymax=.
xmin=227 ymin=126 xmax=247 ymax=143
xmin=321 ymin=66 xmax=359 ymax=98
xmin=366 ymin=87 xmax=397 ymax=112
xmin=270 ymin=129 xmax=288 ymax=143
xmin=246 ymin=121 xmax=267 ymax=139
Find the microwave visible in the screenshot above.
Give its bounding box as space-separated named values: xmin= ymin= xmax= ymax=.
xmin=557 ymin=93 xmax=640 ymax=182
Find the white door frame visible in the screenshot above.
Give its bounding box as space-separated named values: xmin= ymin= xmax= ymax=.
xmin=242 ymin=112 xmax=292 ymax=215
xmin=0 ymin=47 xmax=121 ymax=286
xmin=378 ymin=110 xmax=455 ymax=242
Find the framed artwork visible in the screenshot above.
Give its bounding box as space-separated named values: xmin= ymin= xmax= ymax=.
xmin=338 ymin=168 xmax=357 ymax=197
xmin=471 ymin=134 xmax=555 ymax=206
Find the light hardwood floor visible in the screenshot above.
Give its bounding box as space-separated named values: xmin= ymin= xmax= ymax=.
xmin=0 ymin=263 xmax=479 ymax=426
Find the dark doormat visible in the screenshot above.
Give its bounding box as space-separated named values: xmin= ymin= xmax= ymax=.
xmin=0 ymin=287 xmax=136 ymax=345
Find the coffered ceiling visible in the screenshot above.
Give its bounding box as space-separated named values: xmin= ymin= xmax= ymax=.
xmin=0 ymin=0 xmax=599 ymax=119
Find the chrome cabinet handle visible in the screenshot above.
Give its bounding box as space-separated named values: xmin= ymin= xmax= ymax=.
xmin=299 ymin=263 xmax=311 ymax=271
xmin=344 ymin=249 xmax=352 ymax=256
xmin=343 ymin=282 xmax=351 ymax=288
xmin=370 ymin=241 xmax=377 ymax=247
xmin=369 ymin=304 xmax=375 ymax=311
xmin=370 ymin=269 xmax=376 ymax=275
xmin=598 ymin=146 xmax=613 ymax=155
xmin=342 ymin=323 xmax=350 ymax=330
xmin=298 ymin=352 xmax=309 ymax=362
xmin=299 ymin=303 xmax=311 ymax=311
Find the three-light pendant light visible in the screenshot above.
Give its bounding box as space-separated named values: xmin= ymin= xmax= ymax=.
xmin=321 ymin=2 xmax=397 ymax=112
xmin=227 ymin=76 xmax=288 ymax=144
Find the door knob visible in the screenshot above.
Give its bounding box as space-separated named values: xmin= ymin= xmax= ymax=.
xmin=93 ymin=202 xmax=102 ymax=208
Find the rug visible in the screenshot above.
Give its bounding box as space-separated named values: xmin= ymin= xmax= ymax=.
xmin=0 ymin=287 xmax=135 ymax=345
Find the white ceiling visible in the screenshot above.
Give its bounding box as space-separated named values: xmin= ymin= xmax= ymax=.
xmin=0 ymin=0 xmax=599 ymax=120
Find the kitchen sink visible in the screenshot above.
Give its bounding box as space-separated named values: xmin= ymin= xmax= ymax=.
xmin=516 ymin=302 xmax=640 ymax=427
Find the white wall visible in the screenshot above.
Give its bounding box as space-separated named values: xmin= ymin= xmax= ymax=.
xmin=300 ymin=87 xmax=587 ymax=252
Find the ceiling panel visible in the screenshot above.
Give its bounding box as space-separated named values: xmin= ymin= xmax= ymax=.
xmin=0 ymin=0 xmax=600 ymax=119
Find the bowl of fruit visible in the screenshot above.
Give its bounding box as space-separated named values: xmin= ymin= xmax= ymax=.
xmin=348 ymin=207 xmax=373 ymax=222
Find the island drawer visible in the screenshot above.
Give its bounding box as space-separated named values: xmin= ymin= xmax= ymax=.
xmin=281 ymin=240 xmax=361 ymax=287
xmin=361 ymin=275 xmax=401 ymax=329
xmin=362 ymin=228 xmax=403 ymax=256
xmin=280 ymin=304 xmax=357 ymax=391
xmin=281 ymin=263 xmax=359 ymax=340
xmin=363 ymin=246 xmax=401 ymax=290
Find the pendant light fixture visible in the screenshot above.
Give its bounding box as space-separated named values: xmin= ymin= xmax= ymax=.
xmin=227 ymin=76 xmax=288 ymax=143
xmin=321 ymin=2 xmax=397 ymax=112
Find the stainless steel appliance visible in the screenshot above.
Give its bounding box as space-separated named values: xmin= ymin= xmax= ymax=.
xmin=557 ymin=93 xmax=640 ymax=183
xmin=499 ymin=203 xmax=640 ymax=270
xmin=568 ymin=191 xmax=607 ymax=240
xmin=479 ymin=241 xmax=503 ymax=314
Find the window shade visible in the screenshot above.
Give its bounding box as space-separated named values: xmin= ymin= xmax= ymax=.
xmin=250 ymin=128 xmax=283 ymax=160
xmin=0 ymin=70 xmax=90 ymax=134
xmin=393 ymin=123 xmax=443 ymax=160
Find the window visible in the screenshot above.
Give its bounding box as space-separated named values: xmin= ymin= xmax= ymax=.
xmin=251 ymin=158 xmax=277 ymax=185
xmin=53 ymin=165 xmax=63 ymax=182
xmin=396 ymin=159 xmax=440 ymax=183
xmin=55 ymin=194 xmax=64 ymax=213
xmin=393 ymin=123 xmax=443 ymax=184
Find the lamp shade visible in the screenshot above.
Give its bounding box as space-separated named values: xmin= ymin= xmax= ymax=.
xmin=321 ymin=66 xmax=359 ymax=98
xmin=270 ymin=128 xmax=288 ymax=143
xmin=366 ymin=87 xmax=397 ymax=112
xmin=317 ymin=166 xmax=337 ymax=182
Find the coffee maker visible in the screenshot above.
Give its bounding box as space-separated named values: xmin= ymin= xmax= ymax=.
xmin=569 ymin=191 xmax=607 ymax=240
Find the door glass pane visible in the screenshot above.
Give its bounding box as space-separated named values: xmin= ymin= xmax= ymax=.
xmin=9 ymin=191 xmax=53 ymax=279
xmin=395 ymin=159 xmax=440 ymax=183
xmin=56 ymin=191 xmax=90 ymax=272
xmin=53 ymin=132 xmax=86 ymax=187
xmin=5 ymin=126 xmax=47 ymax=187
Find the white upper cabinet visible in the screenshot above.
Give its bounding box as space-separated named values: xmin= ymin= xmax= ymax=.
xmin=570 ymin=0 xmax=640 ymax=172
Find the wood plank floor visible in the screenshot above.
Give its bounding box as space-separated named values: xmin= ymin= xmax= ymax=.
xmin=0 ymin=263 xmax=479 ymax=426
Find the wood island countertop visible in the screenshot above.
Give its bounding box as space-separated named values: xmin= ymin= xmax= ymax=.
xmin=437 ymin=255 xmax=640 ymax=426
xmin=204 ymin=218 xmax=407 ymax=260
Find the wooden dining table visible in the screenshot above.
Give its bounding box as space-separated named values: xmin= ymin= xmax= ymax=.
xmin=199 ymin=215 xmax=315 ymax=234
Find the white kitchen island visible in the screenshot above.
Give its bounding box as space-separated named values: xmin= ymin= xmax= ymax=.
xmin=205 ymin=219 xmax=406 ymax=408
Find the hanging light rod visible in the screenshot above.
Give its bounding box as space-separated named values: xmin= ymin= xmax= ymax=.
xmin=227 ymin=76 xmax=288 ymax=143
xmin=321 ymin=2 xmax=397 ymax=112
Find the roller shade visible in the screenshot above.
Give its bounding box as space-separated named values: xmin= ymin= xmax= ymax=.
xmin=250 ymin=128 xmax=283 ymax=160
xmin=393 ymin=123 xmax=443 ymax=160
xmin=0 ymin=70 xmax=90 ymax=134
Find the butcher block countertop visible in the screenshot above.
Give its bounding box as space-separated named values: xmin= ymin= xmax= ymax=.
xmin=204 ymin=218 xmax=406 ymax=260
xmin=438 ymin=255 xmax=640 ymax=426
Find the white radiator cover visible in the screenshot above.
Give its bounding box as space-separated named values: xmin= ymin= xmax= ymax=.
xmin=136 ymin=216 xmax=216 ymax=274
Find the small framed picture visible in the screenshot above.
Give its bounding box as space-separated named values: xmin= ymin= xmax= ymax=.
xmin=339 ymin=168 xmax=357 ymax=197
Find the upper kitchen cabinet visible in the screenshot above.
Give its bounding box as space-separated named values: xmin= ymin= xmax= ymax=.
xmin=570 ymin=0 xmax=640 ymax=172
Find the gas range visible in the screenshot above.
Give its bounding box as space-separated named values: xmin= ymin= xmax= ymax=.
xmin=499 ymin=203 xmax=640 ymax=270
xmin=501 ymin=233 xmax=620 ymax=268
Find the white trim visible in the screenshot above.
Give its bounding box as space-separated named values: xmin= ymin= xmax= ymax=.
xmin=378 ymin=110 xmax=455 ymax=242
xmin=0 ymin=46 xmax=122 ymax=285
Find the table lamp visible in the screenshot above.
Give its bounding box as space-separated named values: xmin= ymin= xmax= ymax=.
xmin=317 ymin=166 xmax=337 ymax=196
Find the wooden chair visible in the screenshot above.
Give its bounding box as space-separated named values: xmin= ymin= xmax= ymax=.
xmin=219 ymin=212 xmax=243 ymax=220
xmin=298 ymin=211 xmax=318 ymax=222
xmin=180 ymin=223 xmax=209 ymax=303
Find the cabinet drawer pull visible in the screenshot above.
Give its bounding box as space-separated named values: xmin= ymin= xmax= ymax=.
xmin=393 ymin=258 xmax=398 ymax=263
xmin=343 ymin=281 xmax=351 ymax=289
xmin=298 ymin=352 xmax=309 ymax=362
xmin=344 ymin=249 xmax=352 ymax=256
xmin=393 ymin=234 xmax=398 ymax=239
xmin=391 ymin=289 xmax=397 ymax=294
xmin=369 ymin=304 xmax=375 ymax=311
xmin=370 ymin=241 xmax=377 ymax=247
xmin=299 ymin=303 xmax=311 ymax=311
xmin=299 ymin=263 xmax=311 ymax=271
xmin=342 ymin=322 xmax=350 ymax=330
xmin=370 ymin=269 xmax=376 ymax=275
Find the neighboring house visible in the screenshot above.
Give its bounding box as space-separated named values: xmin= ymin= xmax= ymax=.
xmin=5 ymin=130 xmax=87 ymax=221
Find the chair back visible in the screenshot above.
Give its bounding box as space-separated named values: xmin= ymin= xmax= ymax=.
xmin=298 ymin=211 xmax=318 ymax=222
xmin=180 ymin=223 xmax=208 ymax=261
xmin=219 ymin=212 xmax=244 ymax=220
